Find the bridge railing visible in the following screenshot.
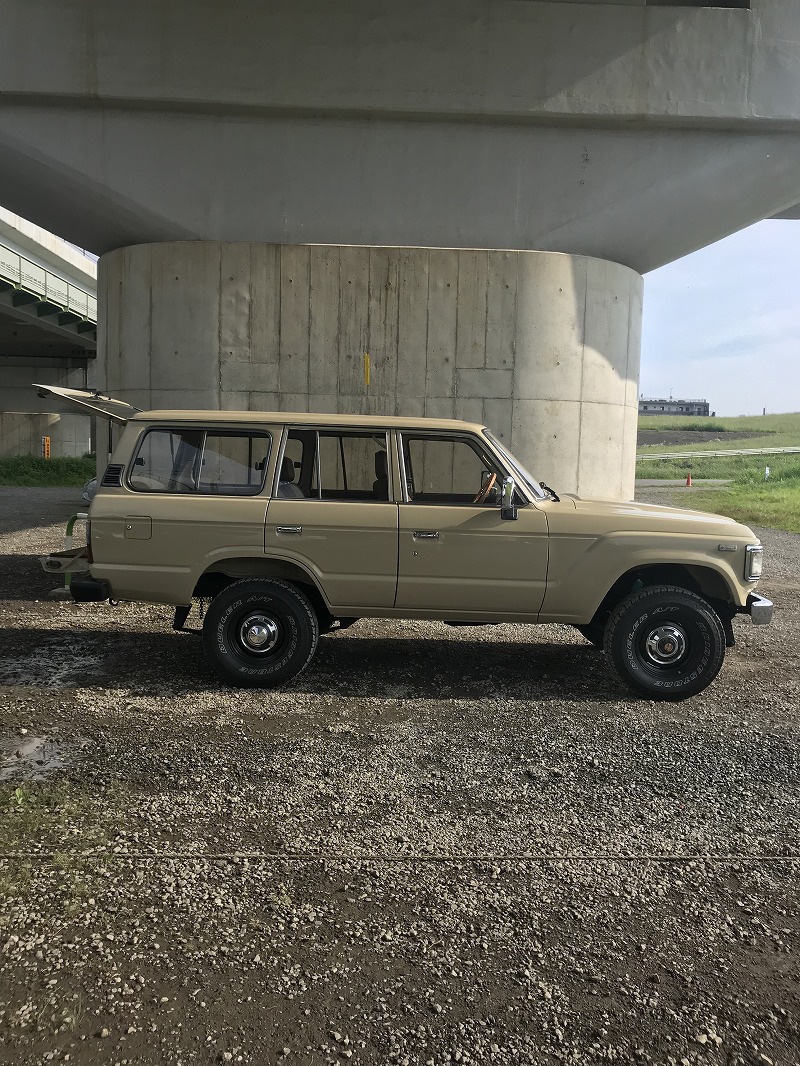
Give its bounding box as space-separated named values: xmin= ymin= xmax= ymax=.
xmin=0 ymin=240 xmax=97 ymax=323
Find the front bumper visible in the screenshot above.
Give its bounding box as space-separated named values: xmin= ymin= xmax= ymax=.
xmin=741 ymin=592 xmax=773 ymax=626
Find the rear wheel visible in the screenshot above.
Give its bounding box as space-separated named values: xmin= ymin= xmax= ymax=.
xmin=202 ymin=578 xmax=319 ymax=686
xmin=604 ymin=585 xmax=725 ymax=700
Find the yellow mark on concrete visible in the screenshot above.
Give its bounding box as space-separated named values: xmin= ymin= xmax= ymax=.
xmin=364 ymin=352 xmax=371 ymax=387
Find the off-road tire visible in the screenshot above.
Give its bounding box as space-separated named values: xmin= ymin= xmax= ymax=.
xmin=202 ymin=578 xmax=319 ymax=687
xmin=604 ymin=584 xmax=726 ymax=701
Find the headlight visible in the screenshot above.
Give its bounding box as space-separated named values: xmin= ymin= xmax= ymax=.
xmin=745 ymin=544 xmax=763 ymax=581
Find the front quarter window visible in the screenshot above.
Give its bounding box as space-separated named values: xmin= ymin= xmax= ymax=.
xmin=484 ymin=431 xmax=547 ymax=500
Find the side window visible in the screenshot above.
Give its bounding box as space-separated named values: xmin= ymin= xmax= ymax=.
xmin=402 ymin=435 xmax=501 ymax=506
xmin=196 ymin=434 xmax=270 ymax=494
xmin=129 ymin=428 xmax=270 ymax=495
xmin=315 ymin=433 xmax=389 ymax=501
xmin=277 ymin=431 xmax=390 ymax=501
xmin=129 ymin=429 xmax=202 ymax=492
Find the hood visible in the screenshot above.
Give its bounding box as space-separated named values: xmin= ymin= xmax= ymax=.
xmin=559 ymin=494 xmax=757 ymax=540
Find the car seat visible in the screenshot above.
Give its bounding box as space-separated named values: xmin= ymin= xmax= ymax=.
xmin=373 ymin=451 xmax=389 ymax=500
xmin=277 ymin=456 xmax=305 ymax=498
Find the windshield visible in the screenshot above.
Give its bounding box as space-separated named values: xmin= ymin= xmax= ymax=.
xmin=483 ymin=431 xmax=548 ymax=500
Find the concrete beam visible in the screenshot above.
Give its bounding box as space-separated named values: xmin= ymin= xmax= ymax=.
xmin=0 ymin=2 xmax=798 ymax=269
xmin=0 ymin=0 xmax=795 ymax=127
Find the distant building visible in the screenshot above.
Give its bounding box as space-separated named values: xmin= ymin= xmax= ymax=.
xmin=639 ymin=397 xmax=710 ymax=417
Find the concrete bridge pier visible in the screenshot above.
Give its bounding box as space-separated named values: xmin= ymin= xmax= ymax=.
xmin=100 ymin=242 xmax=642 ymax=500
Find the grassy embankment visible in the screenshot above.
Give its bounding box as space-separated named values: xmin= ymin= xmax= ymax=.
xmin=0 ymin=455 xmax=95 ymax=487
xmin=637 ymin=412 xmax=800 ymax=533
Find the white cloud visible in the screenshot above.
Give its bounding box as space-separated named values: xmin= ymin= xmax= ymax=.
xmin=641 ymin=220 xmax=800 ymax=416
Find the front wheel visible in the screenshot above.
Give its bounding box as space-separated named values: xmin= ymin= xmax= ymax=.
xmin=604 ymin=585 xmax=726 ymax=701
xmin=202 ymin=579 xmax=319 ymax=687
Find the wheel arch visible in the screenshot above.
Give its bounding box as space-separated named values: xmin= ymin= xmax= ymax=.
xmin=192 ymin=557 xmax=333 ymax=623
xmin=589 ymin=563 xmax=737 ymax=642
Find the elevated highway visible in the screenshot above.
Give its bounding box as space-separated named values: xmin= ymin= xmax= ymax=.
xmin=0 ymin=210 xmax=96 ymax=457
xmin=0 ymin=0 xmax=798 ymax=494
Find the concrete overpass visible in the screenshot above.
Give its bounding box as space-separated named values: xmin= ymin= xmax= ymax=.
xmin=0 ymin=0 xmax=798 ymax=495
xmin=0 ymin=209 xmax=96 ymax=456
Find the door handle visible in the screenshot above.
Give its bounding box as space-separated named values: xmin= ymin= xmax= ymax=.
xmin=412 ymin=530 xmax=439 ymax=539
xmin=276 ymin=526 xmax=302 ymax=535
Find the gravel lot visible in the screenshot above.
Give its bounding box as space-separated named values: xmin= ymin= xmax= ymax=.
xmin=0 ymin=487 xmax=798 ymax=1066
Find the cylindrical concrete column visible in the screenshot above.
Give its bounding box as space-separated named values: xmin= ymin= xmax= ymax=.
xmin=99 ymin=242 xmax=642 ymax=499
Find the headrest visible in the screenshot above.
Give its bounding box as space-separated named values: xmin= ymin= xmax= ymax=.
xmin=374 ymin=450 xmax=388 ymax=478
xmin=280 ymin=456 xmax=296 ymax=482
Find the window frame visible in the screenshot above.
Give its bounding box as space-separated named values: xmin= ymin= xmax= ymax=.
xmin=126 ymin=425 xmax=272 ymax=496
xmin=397 ymin=430 xmax=510 ymax=507
xmin=273 ymin=426 xmax=393 ymax=503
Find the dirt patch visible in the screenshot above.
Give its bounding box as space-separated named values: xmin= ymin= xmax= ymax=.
xmin=637 ymin=429 xmax=774 ymax=448
xmin=0 ymin=487 xmax=798 ymax=1066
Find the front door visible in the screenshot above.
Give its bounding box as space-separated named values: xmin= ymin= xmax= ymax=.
xmin=395 ymin=432 xmax=548 ymax=618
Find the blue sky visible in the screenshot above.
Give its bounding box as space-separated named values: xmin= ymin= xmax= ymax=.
xmin=641 ymin=220 xmax=800 ymax=418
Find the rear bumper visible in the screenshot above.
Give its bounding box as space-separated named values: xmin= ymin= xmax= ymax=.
xmin=39 ymin=546 xmax=89 ymax=575
xmin=740 ymin=593 xmax=773 ymax=626
xmin=69 ymin=574 xmax=111 ymax=603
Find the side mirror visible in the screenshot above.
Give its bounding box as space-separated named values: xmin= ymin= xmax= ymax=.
xmin=500 ymin=476 xmax=518 ymax=521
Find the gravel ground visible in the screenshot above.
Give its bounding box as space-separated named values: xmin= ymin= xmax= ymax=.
xmin=0 ymin=487 xmax=798 ymax=1066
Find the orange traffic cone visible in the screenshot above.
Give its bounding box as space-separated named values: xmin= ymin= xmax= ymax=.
xmin=686 ymin=472 xmax=692 ymax=487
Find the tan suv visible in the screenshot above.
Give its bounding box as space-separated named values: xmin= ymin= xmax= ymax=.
xmin=37 ymin=386 xmax=772 ymax=700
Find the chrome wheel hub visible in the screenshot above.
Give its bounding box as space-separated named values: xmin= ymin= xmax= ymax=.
xmin=644 ymin=624 xmax=687 ymax=666
xmin=238 ymin=613 xmax=279 ymax=654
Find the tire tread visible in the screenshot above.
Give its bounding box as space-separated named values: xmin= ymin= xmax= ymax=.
xmin=604 ymin=584 xmax=725 ymax=701
xmin=202 ymin=578 xmax=319 ymax=687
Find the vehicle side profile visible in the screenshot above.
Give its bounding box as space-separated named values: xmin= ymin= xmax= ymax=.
xmin=37 ymin=386 xmax=772 ymax=700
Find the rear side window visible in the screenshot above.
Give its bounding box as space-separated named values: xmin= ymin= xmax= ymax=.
xmin=277 ymin=430 xmax=390 ymax=501
xmin=129 ymin=428 xmax=271 ymax=495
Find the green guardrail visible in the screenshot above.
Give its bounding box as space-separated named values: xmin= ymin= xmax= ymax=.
xmin=0 ymin=240 xmax=97 ymax=323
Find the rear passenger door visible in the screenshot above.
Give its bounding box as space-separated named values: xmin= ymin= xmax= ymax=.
xmin=265 ymin=428 xmax=399 ymax=609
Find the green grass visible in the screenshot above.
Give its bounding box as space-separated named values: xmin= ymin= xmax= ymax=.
xmin=635 ymin=452 xmax=799 ymax=481
xmin=637 ymin=413 xmax=800 ymax=531
xmin=0 ymin=455 xmax=95 ymax=487
xmin=637 ymin=411 xmax=800 ymax=480
xmin=638 ymin=411 xmax=800 ymax=456
xmin=647 ymin=457 xmax=800 ymax=534
xmin=687 ymin=481 xmax=800 ymax=534
xmin=0 ymin=781 xmax=125 ymax=907
xmin=641 ymin=419 xmax=732 ymax=433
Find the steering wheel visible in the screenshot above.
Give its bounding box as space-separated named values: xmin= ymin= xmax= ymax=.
xmin=473 ymin=471 xmax=497 ymax=505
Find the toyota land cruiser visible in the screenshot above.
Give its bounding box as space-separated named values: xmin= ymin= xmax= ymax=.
xmin=36 ymin=385 xmax=772 ymax=700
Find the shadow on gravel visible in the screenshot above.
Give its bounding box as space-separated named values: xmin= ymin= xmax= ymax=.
xmin=0 ymin=625 xmax=620 ymax=702
xmin=0 ymin=552 xmax=70 ymax=601
xmin=0 ymin=487 xmax=83 ymax=538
